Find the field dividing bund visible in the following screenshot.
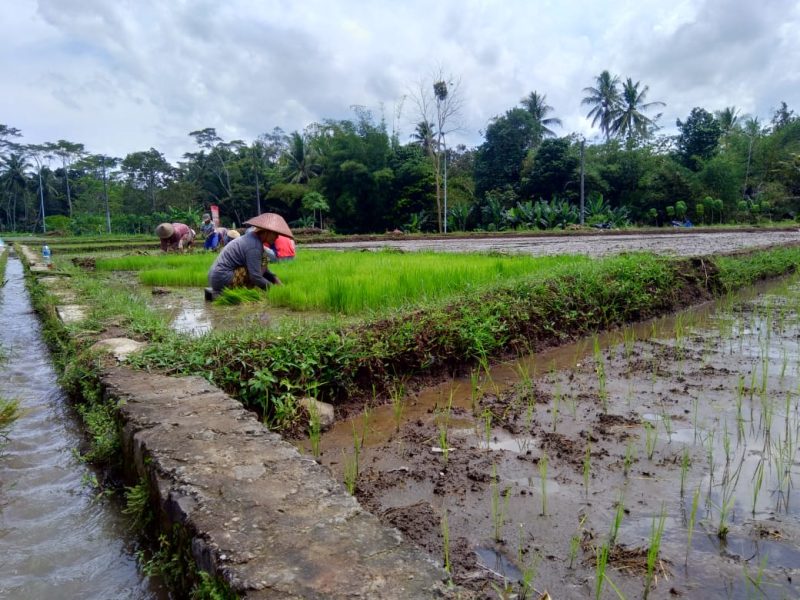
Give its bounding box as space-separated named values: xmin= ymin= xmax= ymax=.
xmin=17 ymin=238 xmax=800 ymax=598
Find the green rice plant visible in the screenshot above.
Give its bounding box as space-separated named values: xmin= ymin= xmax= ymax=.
xmin=390 ymin=382 xmax=405 ymax=433
xmin=568 ymin=515 xmax=587 ymax=569
xmin=692 ymin=396 xmax=700 ymax=443
xmin=722 ymin=420 xmax=732 ymax=466
xmin=351 ymin=422 xmax=362 ymax=480
xmin=643 ymin=421 xmax=657 ymax=460
xmin=644 ymin=504 xmax=667 ymax=598
xmin=519 ymin=551 xmax=542 ymax=600
xmin=470 ymin=369 xmax=481 ymax=415
xmin=538 ymin=452 xmax=549 ymax=516
xmin=735 ymin=375 xmax=746 ymax=439
xmin=743 ymin=553 xmax=769 ymax=598
xmin=342 ymin=450 xmax=358 ymax=494
xmin=685 ymin=486 xmax=701 ymax=564
xmin=214 ymin=287 xmax=267 ymax=305
xmin=608 ymin=491 xmax=625 ymax=548
xmin=583 ymin=445 xmax=591 ymax=496
xmin=594 ymin=543 xmax=624 ymax=600
xmin=622 ymin=326 xmax=635 ymax=365
xmin=751 ymin=458 xmax=765 ymax=515
xmin=438 ymin=422 xmax=450 ymax=465
xmin=680 ymin=446 xmax=691 ymax=496
xmin=623 ymin=441 xmax=636 ymax=478
xmin=705 ymin=429 xmax=716 ymax=481
xmin=661 ymin=409 xmax=673 ymax=443
xmin=491 ymin=464 xmax=510 ymax=541
xmin=441 ymin=508 xmax=452 ymax=576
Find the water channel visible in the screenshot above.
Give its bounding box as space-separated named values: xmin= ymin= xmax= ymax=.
xmin=0 ymin=252 xmax=164 ymax=599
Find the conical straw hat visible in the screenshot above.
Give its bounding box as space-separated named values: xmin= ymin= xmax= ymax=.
xmin=156 ymin=222 xmax=174 ymax=238
xmin=243 ymin=213 xmax=294 ymax=239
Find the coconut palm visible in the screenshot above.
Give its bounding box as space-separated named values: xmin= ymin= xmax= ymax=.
xmin=715 ymin=106 xmax=742 ymax=135
xmin=582 ymin=71 xmax=621 ymax=141
xmin=410 ymin=121 xmax=436 ymax=154
xmin=283 ymin=131 xmax=320 ymax=184
xmin=519 ymin=91 xmax=563 ymax=146
xmin=611 ymin=78 xmax=665 ymax=141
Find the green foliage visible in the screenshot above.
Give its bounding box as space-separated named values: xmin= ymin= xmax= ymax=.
xmin=123 ymin=479 xmax=153 ymax=530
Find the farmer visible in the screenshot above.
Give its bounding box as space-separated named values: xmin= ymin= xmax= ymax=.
xmin=200 ymin=213 xmax=215 ymax=237
xmin=156 ymin=222 xmax=195 ymax=252
xmin=205 ymin=226 xmax=230 ymax=251
xmin=272 ymin=234 xmax=296 ymax=261
xmin=207 ymin=213 xmax=293 ymax=292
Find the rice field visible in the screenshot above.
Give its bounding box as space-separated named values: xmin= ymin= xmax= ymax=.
xmin=96 ymin=249 xmax=588 ymax=315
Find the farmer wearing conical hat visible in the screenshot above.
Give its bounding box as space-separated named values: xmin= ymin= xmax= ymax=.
xmin=156 ymin=222 xmax=195 ymax=252
xmin=207 ymin=213 xmax=293 ymax=292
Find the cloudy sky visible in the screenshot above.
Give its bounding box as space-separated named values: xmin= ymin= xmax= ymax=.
xmin=3 ymin=0 xmax=798 ymax=163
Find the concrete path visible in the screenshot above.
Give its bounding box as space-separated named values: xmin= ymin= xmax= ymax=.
xmin=103 ymin=367 xmax=460 ymax=599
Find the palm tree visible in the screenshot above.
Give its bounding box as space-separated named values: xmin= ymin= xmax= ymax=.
xmin=582 ymin=70 xmax=621 ymax=141
xmin=715 ymin=106 xmax=741 ymax=136
xmin=519 ymin=91 xmax=563 ymax=146
xmin=283 ymin=131 xmax=320 ymax=184
xmin=1 ymin=152 xmax=31 ymax=231
xmin=410 ymin=121 xmax=436 ymax=154
xmin=611 ymin=78 xmax=665 ymax=141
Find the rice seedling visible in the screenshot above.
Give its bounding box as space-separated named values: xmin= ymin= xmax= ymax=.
xmin=685 ymin=486 xmax=701 ymax=565
xmin=608 ymin=491 xmax=625 ymax=548
xmin=214 ymin=287 xmax=266 ymax=305
xmin=538 ymin=452 xmax=549 ymax=516
xmin=722 ymin=419 xmax=732 ymax=466
xmin=622 ymin=326 xmax=635 ymax=366
xmin=644 ymin=504 xmax=667 ymax=598
xmin=643 ymin=421 xmax=657 ymax=460
xmin=679 ymin=446 xmax=691 ymax=496
xmin=594 ymin=543 xmax=624 ymax=600
xmin=470 ymin=368 xmax=481 ymax=415
xmin=390 ymin=381 xmax=405 ymax=433
xmin=568 ymin=515 xmax=587 ymax=569
xmin=491 ymin=464 xmax=511 ymax=541
xmin=623 ymin=441 xmax=636 ymax=478
xmin=342 ymin=450 xmax=358 ymax=495
xmin=438 ymin=422 xmax=450 ymax=465
xmin=751 ymin=458 xmax=765 ymax=515
xmin=519 ymin=552 xmax=542 ymax=600
xmin=661 ymin=409 xmax=673 ymax=443
xmin=441 ymin=508 xmax=452 ymax=576
xmin=692 ymin=396 xmax=700 ymax=443
xmin=743 ymin=553 xmax=769 ymax=598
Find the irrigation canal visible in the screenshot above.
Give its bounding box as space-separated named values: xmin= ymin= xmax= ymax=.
xmin=0 ymin=252 xmax=165 ymax=599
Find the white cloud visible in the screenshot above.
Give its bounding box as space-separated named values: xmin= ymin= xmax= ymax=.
xmin=0 ymin=0 xmax=797 ymax=162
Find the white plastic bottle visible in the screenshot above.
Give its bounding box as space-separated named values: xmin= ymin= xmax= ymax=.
xmin=42 ymin=244 xmax=51 ymax=266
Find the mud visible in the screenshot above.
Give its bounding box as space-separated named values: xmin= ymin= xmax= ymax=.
xmin=311 ymin=276 xmax=800 ymax=599
xmin=309 ymin=230 xmax=800 ymax=257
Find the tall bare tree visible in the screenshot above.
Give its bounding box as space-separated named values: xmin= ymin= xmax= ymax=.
xmin=411 ymin=69 xmax=463 ymax=232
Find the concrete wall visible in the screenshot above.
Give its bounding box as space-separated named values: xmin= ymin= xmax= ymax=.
xmin=103 ymin=366 xmax=461 ymax=599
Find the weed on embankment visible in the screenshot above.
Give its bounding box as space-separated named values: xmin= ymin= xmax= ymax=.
xmin=129 ymin=247 xmax=800 ymax=429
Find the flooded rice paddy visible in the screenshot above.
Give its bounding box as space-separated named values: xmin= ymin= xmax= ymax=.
xmin=310 ymin=276 xmax=800 ymax=599
xmin=0 ymin=254 xmax=164 ymax=599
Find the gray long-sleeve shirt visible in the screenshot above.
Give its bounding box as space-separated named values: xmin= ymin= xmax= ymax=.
xmin=208 ymin=231 xmax=268 ymax=290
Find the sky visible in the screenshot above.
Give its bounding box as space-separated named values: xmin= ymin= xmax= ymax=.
xmin=2 ymin=0 xmax=799 ymax=164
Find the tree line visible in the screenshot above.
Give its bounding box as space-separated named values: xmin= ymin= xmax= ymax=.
xmin=1 ymin=70 xmax=798 ymax=235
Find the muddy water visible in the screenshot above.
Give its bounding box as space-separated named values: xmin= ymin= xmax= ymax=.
xmin=313 ymin=277 xmax=800 ymax=599
xmin=0 ymin=255 xmax=164 ymax=599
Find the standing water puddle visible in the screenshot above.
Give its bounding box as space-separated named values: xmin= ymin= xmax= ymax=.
xmin=0 ymin=254 xmax=164 ymax=598
xmin=312 ymin=275 xmax=800 ymax=598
